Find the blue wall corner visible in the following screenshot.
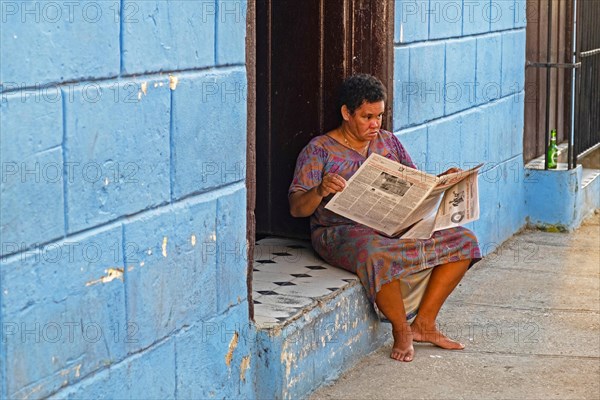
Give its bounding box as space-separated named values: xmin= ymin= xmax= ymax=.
xmin=524 ymin=167 xmax=582 ymax=229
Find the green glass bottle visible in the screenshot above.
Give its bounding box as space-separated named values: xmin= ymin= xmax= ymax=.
xmin=547 ymin=129 xmax=558 ymax=169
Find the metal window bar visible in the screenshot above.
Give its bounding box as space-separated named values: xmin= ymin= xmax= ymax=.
xmin=574 ymin=0 xmax=600 ymax=166
xmin=527 ymin=0 xmax=600 ymax=170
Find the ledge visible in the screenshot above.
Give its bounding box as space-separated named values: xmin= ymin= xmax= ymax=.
xmin=251 ymin=237 xmax=389 ymax=400
xmin=524 ymin=148 xmax=600 ymax=231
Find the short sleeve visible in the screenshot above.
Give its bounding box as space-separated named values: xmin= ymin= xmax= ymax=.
xmin=389 ymin=134 xmax=417 ymax=169
xmin=288 ymin=142 xmax=328 ymax=195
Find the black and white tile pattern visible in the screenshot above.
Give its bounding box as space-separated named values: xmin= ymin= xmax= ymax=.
xmin=253 ymin=237 xmax=358 ymax=328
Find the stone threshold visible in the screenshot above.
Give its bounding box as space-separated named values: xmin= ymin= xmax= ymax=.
xmin=252 ymin=237 xmax=389 ymax=400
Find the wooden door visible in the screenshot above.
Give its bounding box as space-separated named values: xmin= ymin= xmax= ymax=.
xmin=254 ymin=0 xmax=394 ymax=238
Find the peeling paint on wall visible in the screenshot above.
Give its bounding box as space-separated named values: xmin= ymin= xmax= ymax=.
xmin=240 ymin=355 xmax=251 ymax=381
xmin=345 ymin=332 xmax=362 ymax=347
xmin=58 ymin=363 xmax=82 ymax=378
xmin=162 ymin=236 xmax=168 ymax=257
xmin=225 ymin=332 xmax=239 ymax=366
xmin=280 ymin=343 xmax=294 ymax=384
xmin=21 ymin=383 xmax=43 ymax=399
xmin=191 ymin=234 xmax=197 ymax=246
xmin=85 ymin=268 xmax=124 ymax=286
xmin=169 ymin=75 xmax=179 ymax=90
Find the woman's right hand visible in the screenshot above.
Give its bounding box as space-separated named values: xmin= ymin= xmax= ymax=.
xmin=316 ymin=173 xmax=346 ymax=197
xmin=289 ymin=173 xmax=347 ymax=218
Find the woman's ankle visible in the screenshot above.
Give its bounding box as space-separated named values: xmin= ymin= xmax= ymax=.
xmin=411 ymin=316 xmax=435 ymax=331
xmin=391 ymin=319 xmax=412 ymax=334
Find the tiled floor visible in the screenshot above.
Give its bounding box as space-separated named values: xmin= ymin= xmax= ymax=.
xmin=252 ymin=237 xmax=359 ymax=328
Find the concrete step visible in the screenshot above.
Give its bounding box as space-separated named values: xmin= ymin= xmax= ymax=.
xmin=524 ymin=154 xmax=600 ymax=230
xmin=581 ymin=168 xmax=600 ymax=189
xmin=580 ymin=168 xmax=600 ymax=222
xmin=251 ymin=237 xmax=389 ymax=400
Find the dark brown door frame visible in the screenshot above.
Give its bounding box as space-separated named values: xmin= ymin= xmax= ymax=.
xmin=246 ymin=0 xmax=394 ymax=319
xmin=348 ymin=0 xmax=395 ymax=129
xmin=246 ymin=0 xmax=257 ymax=318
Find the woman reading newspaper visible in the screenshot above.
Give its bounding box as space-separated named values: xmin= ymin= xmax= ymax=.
xmin=288 ymin=74 xmax=481 ymax=362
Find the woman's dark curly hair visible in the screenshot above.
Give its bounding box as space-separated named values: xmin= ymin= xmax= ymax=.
xmin=339 ymin=73 xmax=387 ymax=114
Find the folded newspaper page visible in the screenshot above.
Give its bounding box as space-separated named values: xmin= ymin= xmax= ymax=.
xmin=324 ymin=153 xmax=482 ymax=239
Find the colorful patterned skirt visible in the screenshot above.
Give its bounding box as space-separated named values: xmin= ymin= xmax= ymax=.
xmin=311 ymin=224 xmax=481 ymax=305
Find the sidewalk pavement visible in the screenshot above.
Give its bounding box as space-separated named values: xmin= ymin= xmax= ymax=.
xmin=311 ymin=212 xmax=600 ymax=400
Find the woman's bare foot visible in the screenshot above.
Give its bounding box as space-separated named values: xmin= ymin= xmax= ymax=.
xmin=391 ymin=327 xmax=414 ymax=362
xmin=410 ymin=319 xmax=465 ymax=350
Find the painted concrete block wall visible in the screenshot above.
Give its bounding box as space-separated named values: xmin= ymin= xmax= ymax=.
xmin=394 ymin=0 xmax=528 ymax=251
xmin=1 ymin=1 xmax=250 ymax=398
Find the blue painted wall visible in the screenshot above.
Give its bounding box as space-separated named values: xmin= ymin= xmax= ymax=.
xmin=393 ymin=0 xmax=528 ymax=251
xmin=0 ymin=0 xmax=550 ymax=397
xmin=1 ymin=1 xmax=251 ymax=398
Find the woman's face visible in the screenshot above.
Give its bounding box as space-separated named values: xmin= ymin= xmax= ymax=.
xmin=343 ymin=100 xmax=385 ymax=141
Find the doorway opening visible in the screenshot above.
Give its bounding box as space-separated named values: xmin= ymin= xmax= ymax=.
xmin=248 ymin=0 xmax=395 ymax=317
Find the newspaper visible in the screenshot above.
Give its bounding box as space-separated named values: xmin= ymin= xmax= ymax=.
xmin=325 ymin=153 xmax=482 ymax=239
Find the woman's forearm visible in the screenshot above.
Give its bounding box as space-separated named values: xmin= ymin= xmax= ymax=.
xmin=289 ymin=187 xmax=324 ymax=217
xmin=289 ymin=173 xmax=346 ymax=217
